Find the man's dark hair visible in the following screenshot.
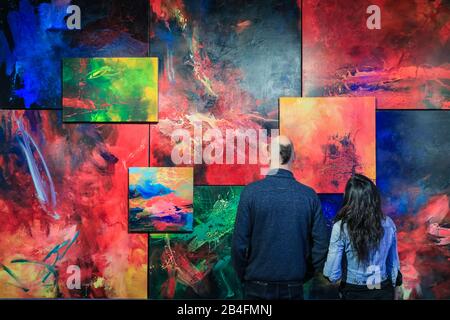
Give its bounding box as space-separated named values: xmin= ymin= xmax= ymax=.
xmin=279 ymin=143 xmax=292 ymax=165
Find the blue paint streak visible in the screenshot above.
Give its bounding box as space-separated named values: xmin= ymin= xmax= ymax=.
xmin=130 ymin=181 xmax=173 ymax=200
xmin=15 ymin=114 xmax=59 ymax=219
xmin=130 ymin=207 xmax=144 ymax=215
xmin=2 ymin=230 xmax=79 ymax=290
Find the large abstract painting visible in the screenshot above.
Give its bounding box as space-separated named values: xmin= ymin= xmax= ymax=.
xmin=303 ymin=0 xmax=450 ymax=109
xmin=63 ymin=58 xmax=158 ymax=122
xmin=129 ymin=167 xmax=193 ymax=233
xmin=280 ymin=97 xmax=376 ymax=193
xmin=377 ymin=111 xmax=450 ymax=299
xmin=149 ymin=186 xmax=243 ymax=299
xmin=149 ymin=0 xmax=301 ymax=185
xmin=0 ymin=110 xmax=148 ymax=298
xmin=0 ymin=0 xmax=148 ymax=109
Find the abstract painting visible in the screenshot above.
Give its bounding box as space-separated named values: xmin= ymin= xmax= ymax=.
xmin=303 ymin=0 xmax=450 ymax=109
xmin=280 ymin=97 xmax=376 ymax=193
xmin=149 ymin=0 xmax=301 ymax=185
xmin=377 ymin=111 xmax=450 ymax=299
xmin=0 ymin=110 xmax=148 ymax=298
xmin=129 ymin=167 xmax=194 ymax=233
xmin=320 ymin=194 xmax=344 ymax=233
xmin=63 ymin=58 xmax=158 ymax=122
xmin=149 ymin=186 xmax=243 ymax=299
xmin=0 ymin=0 xmax=148 ymax=109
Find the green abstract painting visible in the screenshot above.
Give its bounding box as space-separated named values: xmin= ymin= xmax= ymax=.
xmin=62 ymin=57 xmax=158 ymax=122
xmin=149 ymin=186 xmax=243 ymax=299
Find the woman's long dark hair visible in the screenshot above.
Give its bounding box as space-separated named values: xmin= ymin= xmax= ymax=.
xmin=335 ymin=174 xmax=385 ymax=263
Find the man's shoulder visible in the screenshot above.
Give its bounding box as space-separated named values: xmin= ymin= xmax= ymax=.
xmin=294 ymin=181 xmax=319 ymax=199
xmin=241 ymin=179 xmax=265 ymax=194
xmin=240 ymin=177 xmax=276 ymax=200
xmin=243 ymin=176 xmax=319 ymax=196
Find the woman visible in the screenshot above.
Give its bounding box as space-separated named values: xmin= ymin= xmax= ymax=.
xmin=323 ymin=174 xmax=403 ymax=299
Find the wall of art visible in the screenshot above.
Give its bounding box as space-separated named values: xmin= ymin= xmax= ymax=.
xmin=0 ymin=0 xmax=449 ymax=299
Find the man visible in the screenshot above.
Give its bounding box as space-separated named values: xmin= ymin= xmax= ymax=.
xmin=232 ymin=136 xmax=328 ymax=300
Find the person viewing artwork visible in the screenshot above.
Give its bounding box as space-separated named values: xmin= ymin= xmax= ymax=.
xmin=323 ymin=174 xmax=403 ymax=300
xmin=232 ymin=136 xmax=329 ymax=300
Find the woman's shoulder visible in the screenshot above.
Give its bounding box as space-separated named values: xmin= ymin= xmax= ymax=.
xmin=331 ymin=220 xmax=347 ymax=235
xmin=332 ymin=219 xmax=343 ymax=229
xmin=330 ymin=220 xmax=348 ymax=241
xmin=383 ymin=215 xmax=397 ymax=230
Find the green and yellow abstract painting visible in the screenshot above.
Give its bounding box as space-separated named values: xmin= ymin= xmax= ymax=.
xmin=62 ymin=57 xmax=158 ymax=122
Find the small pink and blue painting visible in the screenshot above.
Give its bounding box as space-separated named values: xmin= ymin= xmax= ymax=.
xmin=129 ymin=167 xmax=194 ymax=233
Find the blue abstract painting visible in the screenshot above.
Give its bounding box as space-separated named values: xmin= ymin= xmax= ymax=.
xmin=0 ymin=0 xmax=148 ymax=109
xmin=377 ymin=111 xmax=450 ymax=299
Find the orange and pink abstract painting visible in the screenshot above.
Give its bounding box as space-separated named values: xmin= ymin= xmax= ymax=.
xmin=280 ymin=97 xmax=376 ymax=193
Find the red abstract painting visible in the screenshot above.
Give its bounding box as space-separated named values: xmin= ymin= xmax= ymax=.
xmin=303 ymin=0 xmax=450 ymax=109
xmin=149 ymin=0 xmax=301 ymax=185
xmin=0 ymin=110 xmax=148 ymax=298
xmin=280 ymin=97 xmax=376 ymax=193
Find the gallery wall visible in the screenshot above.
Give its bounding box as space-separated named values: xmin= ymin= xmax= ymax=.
xmin=0 ymin=0 xmax=449 ymax=299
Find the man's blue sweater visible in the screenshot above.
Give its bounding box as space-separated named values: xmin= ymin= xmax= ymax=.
xmin=232 ymin=169 xmax=329 ymax=282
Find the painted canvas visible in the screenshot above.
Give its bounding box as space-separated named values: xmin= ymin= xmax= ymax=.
xmin=129 ymin=167 xmax=194 ymax=233
xmin=303 ymin=0 xmax=450 ymax=109
xmin=63 ymin=58 xmax=158 ymax=122
xmin=377 ymin=111 xmax=450 ymax=299
xmin=149 ymin=0 xmax=301 ymax=185
xmin=0 ymin=110 xmax=148 ymax=298
xmin=149 ymin=186 xmax=243 ymax=299
xmin=0 ymin=0 xmax=148 ymax=109
xmin=280 ymin=97 xmax=376 ymax=193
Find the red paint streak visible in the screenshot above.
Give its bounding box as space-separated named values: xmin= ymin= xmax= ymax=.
xmin=144 ymin=193 xmax=191 ymax=211
xmin=439 ymin=20 xmax=450 ymax=44
xmin=397 ymin=194 xmax=450 ymax=299
xmin=161 ymin=242 xmax=212 ymax=298
xmin=150 ymin=0 xmax=187 ymax=25
xmin=63 ymin=97 xmax=96 ymax=110
xmin=235 ymin=20 xmax=252 ymax=33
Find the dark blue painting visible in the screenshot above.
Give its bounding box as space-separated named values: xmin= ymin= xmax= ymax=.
xmin=377 ymin=111 xmax=450 ymax=299
xmin=0 ymin=0 xmax=148 ymax=109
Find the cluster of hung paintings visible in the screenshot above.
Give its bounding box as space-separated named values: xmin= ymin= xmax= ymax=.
xmin=0 ymin=0 xmax=448 ymax=299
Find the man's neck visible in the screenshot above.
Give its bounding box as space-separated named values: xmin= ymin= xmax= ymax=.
xmin=269 ymin=165 xmax=292 ymax=172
